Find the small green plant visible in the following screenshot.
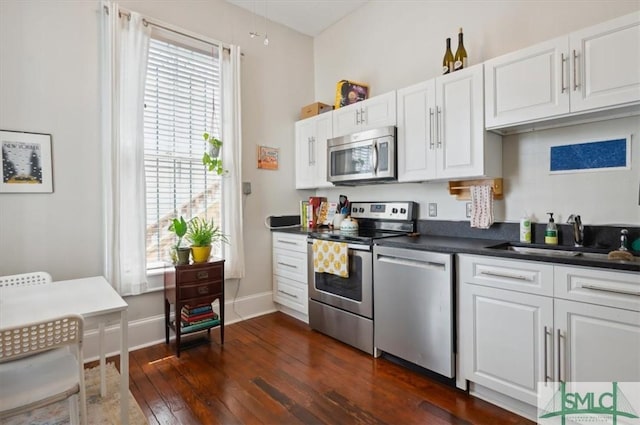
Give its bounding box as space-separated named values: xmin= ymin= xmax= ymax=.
xmin=168 ymin=216 xmax=188 ymax=249
xmin=202 ymin=132 xmax=226 ymax=175
xmin=186 ymin=217 xmax=228 ymax=247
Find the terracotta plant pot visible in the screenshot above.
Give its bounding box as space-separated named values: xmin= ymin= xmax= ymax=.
xmin=191 ymin=245 xmax=212 ymax=263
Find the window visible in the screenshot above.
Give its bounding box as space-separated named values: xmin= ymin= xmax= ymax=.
xmin=143 ymin=31 xmax=223 ymax=270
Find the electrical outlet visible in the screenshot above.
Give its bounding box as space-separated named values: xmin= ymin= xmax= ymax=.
xmin=242 ymin=181 xmax=252 ymax=195
xmin=466 ymin=202 xmax=472 ymax=218
xmin=428 ymin=203 xmax=437 ymax=217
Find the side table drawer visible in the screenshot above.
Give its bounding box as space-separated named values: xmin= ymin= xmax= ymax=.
xmin=177 ymin=264 xmax=223 ymax=284
xmin=179 ymin=281 xmax=222 ymax=300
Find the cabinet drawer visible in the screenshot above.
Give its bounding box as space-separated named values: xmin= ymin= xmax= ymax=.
xmin=273 ymin=247 xmax=307 ymax=281
xmin=554 ymin=266 xmax=640 ymax=312
xmin=273 ymin=275 xmax=308 ymax=314
xmin=272 ymin=232 xmax=307 ymax=252
xmin=458 ymin=254 xmax=554 ymax=296
xmin=177 ymin=263 xmax=223 ymax=285
xmin=179 ymin=281 xmax=222 ymax=300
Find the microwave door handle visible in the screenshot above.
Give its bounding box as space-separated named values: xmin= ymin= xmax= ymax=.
xmin=372 ymin=140 xmax=378 ymax=174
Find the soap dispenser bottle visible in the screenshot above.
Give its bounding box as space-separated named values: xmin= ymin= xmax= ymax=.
xmin=545 ymin=212 xmax=558 ymax=245
xmin=519 ymin=212 xmax=531 ymax=243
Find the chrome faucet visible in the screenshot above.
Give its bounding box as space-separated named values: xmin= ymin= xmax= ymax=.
xmin=620 ymin=229 xmax=629 ymax=251
xmin=566 ymin=214 xmax=584 ymax=247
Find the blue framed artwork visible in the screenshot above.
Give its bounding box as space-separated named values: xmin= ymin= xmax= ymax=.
xmin=550 ymin=136 xmax=631 ymax=174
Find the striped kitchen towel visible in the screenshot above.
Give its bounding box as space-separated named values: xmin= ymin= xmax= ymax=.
xmin=312 ymin=239 xmax=349 ymax=278
xmin=470 ymin=185 xmax=494 ymax=229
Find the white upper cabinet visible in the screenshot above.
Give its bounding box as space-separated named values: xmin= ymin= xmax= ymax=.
xmin=397 ymin=65 xmax=502 ymax=182
xmin=332 ymin=91 xmax=396 ymax=138
xmin=295 ymin=113 xmax=333 ymax=189
xmin=397 ymin=80 xmax=437 ymax=181
xmin=485 ymin=11 xmax=640 ymax=132
xmin=484 ymin=37 xmax=570 ymax=128
xmin=569 ymin=12 xmax=640 ymax=112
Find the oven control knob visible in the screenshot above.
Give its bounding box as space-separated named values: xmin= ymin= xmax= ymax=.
xmin=392 ymin=208 xmax=398 ymax=214
xmin=400 ymin=208 xmax=406 ymax=214
xmin=359 ymin=207 xmax=364 ymax=213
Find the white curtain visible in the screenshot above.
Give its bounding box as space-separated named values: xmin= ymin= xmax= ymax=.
xmin=222 ymin=46 xmax=245 ymax=279
xmin=101 ymin=2 xmax=151 ymax=295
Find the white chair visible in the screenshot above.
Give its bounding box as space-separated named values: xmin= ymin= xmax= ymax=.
xmin=0 ymin=314 xmax=87 ymax=425
xmin=0 ymin=271 xmax=53 ymax=288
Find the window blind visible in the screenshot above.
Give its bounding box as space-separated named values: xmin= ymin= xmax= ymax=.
xmin=144 ymin=36 xmax=223 ymax=267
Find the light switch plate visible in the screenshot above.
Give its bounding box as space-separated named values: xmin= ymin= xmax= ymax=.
xmin=242 ymin=181 xmax=252 ymax=195
xmin=428 ymin=203 xmax=437 ymax=217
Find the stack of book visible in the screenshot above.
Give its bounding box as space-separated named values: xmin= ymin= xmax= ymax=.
xmin=180 ymin=303 xmax=219 ymax=332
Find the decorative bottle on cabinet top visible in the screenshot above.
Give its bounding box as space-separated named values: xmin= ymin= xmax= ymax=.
xmin=442 ymin=37 xmax=454 ymax=74
xmin=454 ymin=27 xmax=467 ymax=71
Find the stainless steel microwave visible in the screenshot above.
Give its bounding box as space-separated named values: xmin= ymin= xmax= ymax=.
xmin=327 ymin=126 xmax=396 ymax=185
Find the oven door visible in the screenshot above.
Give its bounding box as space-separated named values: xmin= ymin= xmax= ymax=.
xmin=308 ymin=242 xmax=372 ymax=318
xmin=328 ymin=136 xmax=395 ymax=184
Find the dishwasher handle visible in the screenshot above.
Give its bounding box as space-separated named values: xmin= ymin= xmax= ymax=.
xmin=376 ymin=254 xmax=447 ymax=271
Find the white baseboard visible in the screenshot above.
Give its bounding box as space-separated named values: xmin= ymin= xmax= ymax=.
xmin=469 ymin=382 xmax=537 ymax=422
xmin=84 ymin=291 xmax=277 ymax=362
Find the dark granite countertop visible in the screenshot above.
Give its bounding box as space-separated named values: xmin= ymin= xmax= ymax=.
xmin=375 ymin=235 xmax=640 ymax=273
xmin=270 ymin=221 xmax=640 ymax=272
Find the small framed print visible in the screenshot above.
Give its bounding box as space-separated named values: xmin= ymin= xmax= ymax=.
xmin=257 ymin=145 xmax=279 ymax=170
xmin=1 ymin=130 xmax=53 ymax=193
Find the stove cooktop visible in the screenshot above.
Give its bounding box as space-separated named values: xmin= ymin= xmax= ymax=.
xmin=308 ymin=228 xmax=408 ymax=244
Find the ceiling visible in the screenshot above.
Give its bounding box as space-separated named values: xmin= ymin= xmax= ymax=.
xmin=225 ymin=0 xmax=369 ymax=37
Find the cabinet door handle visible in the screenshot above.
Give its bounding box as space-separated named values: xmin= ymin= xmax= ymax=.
xmin=428 ymin=108 xmax=435 ymax=149
xmin=278 ymin=289 xmax=299 ymax=299
xmin=436 ymin=106 xmax=443 ymax=148
xmin=355 ymin=109 xmax=361 ymax=125
xmin=361 ymin=107 xmax=367 ymax=125
xmin=308 ymin=137 xmax=313 ymax=165
xmin=311 ymin=137 xmax=316 ymax=165
xmin=572 ymin=49 xmax=579 ymax=91
xmin=197 ymin=286 xmax=210 ymax=295
xmin=479 ymin=270 xmax=533 ymax=282
xmin=196 ymin=271 xmax=209 ymax=279
xmin=543 ymin=326 xmax=551 ymax=383
xmin=560 ymin=53 xmax=567 ymax=93
xmin=581 ymin=284 xmax=640 ymax=297
xmin=277 ymin=262 xmax=298 ymax=269
xmin=277 ymin=239 xmax=298 ymax=245
xmin=557 ymin=328 xmax=564 ymax=383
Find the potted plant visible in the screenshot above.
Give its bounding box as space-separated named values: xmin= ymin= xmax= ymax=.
xmin=186 ymin=217 xmax=228 ymax=263
xmin=168 ymin=216 xmax=190 ymax=265
xmin=202 ymin=132 xmax=226 ymax=175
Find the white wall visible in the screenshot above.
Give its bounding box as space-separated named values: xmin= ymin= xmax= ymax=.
xmin=0 ymin=1 xmax=313 ymax=331
xmin=314 ymin=1 xmax=640 ymax=226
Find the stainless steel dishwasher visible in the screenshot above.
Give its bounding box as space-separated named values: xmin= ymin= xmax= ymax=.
xmin=373 ymin=245 xmax=454 ymax=378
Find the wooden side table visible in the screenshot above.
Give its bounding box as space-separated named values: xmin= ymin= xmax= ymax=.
xmin=164 ymin=259 xmax=225 ymax=356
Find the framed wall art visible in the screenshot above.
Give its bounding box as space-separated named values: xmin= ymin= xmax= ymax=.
xmin=257 ymin=145 xmax=279 ymax=170
xmin=1 ymin=130 xmax=53 ymax=193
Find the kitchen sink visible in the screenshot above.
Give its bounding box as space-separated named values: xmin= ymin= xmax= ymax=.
xmin=487 ymin=243 xmax=639 ymax=263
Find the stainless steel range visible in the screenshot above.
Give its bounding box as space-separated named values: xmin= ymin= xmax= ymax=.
xmin=307 ymin=201 xmax=417 ymax=354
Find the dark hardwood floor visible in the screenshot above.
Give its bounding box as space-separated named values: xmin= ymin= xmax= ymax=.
xmin=116 ymin=312 xmax=534 ymax=425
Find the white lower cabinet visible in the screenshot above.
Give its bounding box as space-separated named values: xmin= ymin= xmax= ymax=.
xmin=555 ymin=298 xmax=640 ymax=383
xmin=272 ymin=232 xmax=308 ymax=321
xmin=459 ymin=254 xmax=640 ymax=417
